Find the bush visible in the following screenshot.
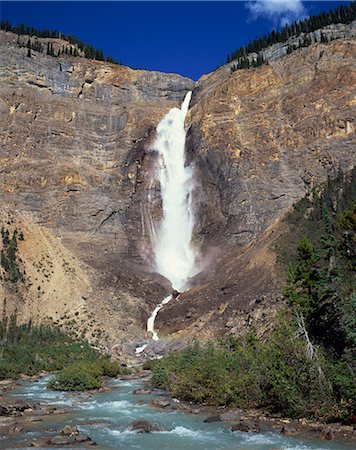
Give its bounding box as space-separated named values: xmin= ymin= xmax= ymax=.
xmin=152 ymin=315 xmax=355 ymax=420
xmin=97 ymin=358 xmax=127 ymax=377
xmin=0 ymin=311 xmax=128 ymax=382
xmin=47 ymin=357 xmax=129 ymax=391
xmin=48 ymin=362 xmax=102 ymax=391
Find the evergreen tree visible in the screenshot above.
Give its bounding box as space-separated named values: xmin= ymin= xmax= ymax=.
xmin=26 ymin=38 xmax=31 ymax=57
xmin=226 ymin=1 xmax=356 ymax=66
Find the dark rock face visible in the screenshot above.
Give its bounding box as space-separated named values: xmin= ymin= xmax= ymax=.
xmin=0 ymin=29 xmax=355 ymax=351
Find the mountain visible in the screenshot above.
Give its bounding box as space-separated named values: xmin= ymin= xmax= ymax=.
xmin=0 ymin=21 xmax=355 ymax=358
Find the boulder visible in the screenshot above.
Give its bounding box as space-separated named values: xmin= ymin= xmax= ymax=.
xmin=0 ymin=417 xmax=17 ymax=426
xmin=280 ymin=424 xmax=299 ymax=435
xmin=220 ymin=410 xmax=244 ymax=422
xmin=149 ymin=398 xmax=170 ymax=408
xmin=204 ymin=416 xmax=222 ymax=423
xmin=127 ymin=419 xmax=166 ymax=433
xmin=132 ymin=389 xmax=151 ymax=395
xmin=61 ymin=424 xmax=79 ymax=435
xmin=204 ymin=410 xmax=243 ymax=423
xmin=231 ymin=420 xmax=261 ymax=433
xmin=75 ymin=433 xmax=91 ymax=443
xmin=9 ymin=425 xmax=23 ymax=434
xmin=47 ymin=435 xmax=72 ymax=445
xmin=324 ymin=430 xmax=334 ymax=441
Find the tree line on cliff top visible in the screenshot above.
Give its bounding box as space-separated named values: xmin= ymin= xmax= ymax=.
xmin=2 ymin=2 xmax=355 ymax=71
xmin=228 ymin=1 xmax=356 ymax=69
xmin=0 ymin=20 xmax=120 ymax=64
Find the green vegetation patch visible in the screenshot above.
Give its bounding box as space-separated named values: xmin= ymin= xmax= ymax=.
xmin=48 ymin=358 xmax=126 ymax=391
xmin=0 ymin=21 xmax=120 ymax=64
xmin=0 ymin=307 xmax=128 ymax=388
xmin=152 ymin=318 xmax=354 ymax=421
xmin=152 ymin=168 xmax=355 ymax=422
xmin=0 ymin=227 xmax=22 ymax=283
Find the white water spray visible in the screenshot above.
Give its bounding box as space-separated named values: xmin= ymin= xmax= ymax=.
xmin=153 ymin=91 xmax=196 ymax=291
xmin=144 ymin=91 xmax=197 ymax=342
xmin=147 ymin=295 xmax=173 ymax=341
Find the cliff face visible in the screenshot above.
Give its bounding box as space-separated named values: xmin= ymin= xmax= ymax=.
xmin=0 ymin=32 xmax=194 ymax=353
xmin=157 ymin=38 xmax=355 ymax=339
xmin=0 ymin=30 xmax=355 ymax=355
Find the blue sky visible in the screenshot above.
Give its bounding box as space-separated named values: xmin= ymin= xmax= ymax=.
xmin=0 ymin=1 xmax=351 ymax=80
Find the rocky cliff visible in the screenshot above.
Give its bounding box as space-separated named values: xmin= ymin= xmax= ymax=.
xmin=0 ymin=29 xmax=354 ymax=357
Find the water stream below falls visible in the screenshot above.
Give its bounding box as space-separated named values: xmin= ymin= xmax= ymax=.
xmin=3 ymin=376 xmax=353 ymax=450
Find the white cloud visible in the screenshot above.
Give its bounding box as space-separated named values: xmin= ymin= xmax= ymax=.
xmin=246 ymin=0 xmax=308 ymax=26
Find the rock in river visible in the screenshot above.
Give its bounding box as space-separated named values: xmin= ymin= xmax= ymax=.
xmin=127 ymin=419 xmax=166 ymax=433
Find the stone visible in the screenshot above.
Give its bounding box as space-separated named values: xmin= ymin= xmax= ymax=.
xmin=75 ymin=433 xmax=91 ymax=443
xmin=0 ymin=417 xmax=17 ymax=426
xmin=127 ymin=419 xmax=166 ymax=433
xmin=220 ymin=410 xmax=244 ymax=422
xmin=9 ymin=425 xmax=23 ymax=434
xmin=204 ymin=416 xmax=222 ymax=423
xmin=149 ymin=398 xmax=170 ymax=408
xmin=132 ymin=389 xmax=151 ymax=395
xmin=47 ymin=435 xmax=72 ymax=445
xmin=231 ymin=420 xmax=261 ymax=433
xmin=280 ymin=425 xmax=299 ymax=435
xmin=324 ymin=430 xmax=334 ymax=441
xmin=204 ymin=410 xmax=243 ymax=423
xmin=61 ymin=424 xmax=79 ymax=435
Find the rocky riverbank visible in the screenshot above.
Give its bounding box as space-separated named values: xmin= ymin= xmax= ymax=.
xmin=1 ymin=373 xmax=354 ymax=448
xmin=138 ymin=375 xmax=356 ymax=445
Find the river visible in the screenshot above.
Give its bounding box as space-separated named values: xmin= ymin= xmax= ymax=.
xmin=2 ymin=375 xmax=354 ymax=449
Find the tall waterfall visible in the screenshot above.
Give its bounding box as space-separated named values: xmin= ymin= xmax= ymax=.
xmin=153 ymin=91 xmax=196 ymax=291
xmin=144 ymin=91 xmax=197 ymax=342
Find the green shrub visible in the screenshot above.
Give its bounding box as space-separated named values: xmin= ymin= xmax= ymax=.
xmin=0 ymin=309 xmax=128 ymax=382
xmin=152 ymin=316 xmax=355 ymax=421
xmin=47 ymin=357 xmax=129 ymax=391
xmin=48 ymin=362 xmax=102 ymax=391
xmin=97 ymin=358 xmax=126 ymax=377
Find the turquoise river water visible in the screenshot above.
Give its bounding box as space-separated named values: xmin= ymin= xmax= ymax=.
xmin=2 ymin=376 xmax=354 ymax=449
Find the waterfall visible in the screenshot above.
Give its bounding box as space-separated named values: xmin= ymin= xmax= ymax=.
xmin=143 ymin=91 xmax=197 ymax=343
xmin=153 ymin=91 xmax=196 ymax=291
